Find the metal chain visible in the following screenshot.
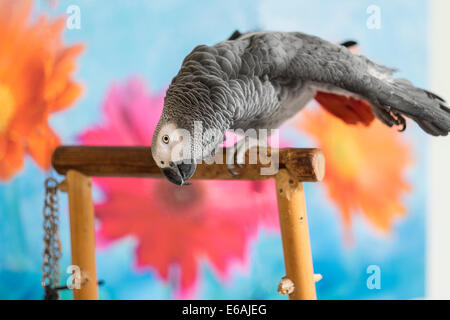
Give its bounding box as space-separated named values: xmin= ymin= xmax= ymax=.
xmin=41 ymin=177 xmax=62 ymax=300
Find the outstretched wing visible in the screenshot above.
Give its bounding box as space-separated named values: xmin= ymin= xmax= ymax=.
xmin=238 ymin=31 xmax=450 ymax=136
xmin=313 ymin=40 xmax=375 ymax=127
xmin=314 ymin=40 xmax=450 ymax=134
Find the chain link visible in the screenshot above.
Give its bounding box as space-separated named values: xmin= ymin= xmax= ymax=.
xmin=41 ymin=177 xmax=62 ymax=299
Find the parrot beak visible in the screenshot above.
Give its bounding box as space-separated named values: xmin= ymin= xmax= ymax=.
xmin=161 ymin=160 xmax=197 ymax=186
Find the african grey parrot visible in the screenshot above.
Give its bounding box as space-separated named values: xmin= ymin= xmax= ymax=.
xmin=151 ymin=30 xmax=450 ymax=185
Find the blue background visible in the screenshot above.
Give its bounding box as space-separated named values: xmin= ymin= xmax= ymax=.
xmin=0 ymin=0 xmax=427 ymax=299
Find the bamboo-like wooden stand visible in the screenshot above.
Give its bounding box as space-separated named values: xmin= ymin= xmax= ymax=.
xmin=52 ymin=146 xmax=325 ymax=300
xmin=64 ymin=170 xmax=98 ymax=300
xmin=276 ymin=170 xmax=316 ymax=299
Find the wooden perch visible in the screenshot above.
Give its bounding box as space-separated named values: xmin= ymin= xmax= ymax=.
xmin=65 ymin=170 xmax=98 ymax=300
xmin=52 ymin=146 xmax=325 ymax=182
xmin=276 ymin=170 xmax=317 ymax=299
xmin=53 ymin=145 xmax=324 ymax=301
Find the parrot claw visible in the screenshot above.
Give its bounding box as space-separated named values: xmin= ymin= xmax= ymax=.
xmin=227 ymin=162 xmax=244 ymax=175
xmin=389 ymin=108 xmax=407 ymax=132
xmin=225 ymin=147 xmax=242 ymax=176
xmin=225 ymin=136 xmax=260 ymax=176
xmin=226 ymin=164 xmax=241 ymax=176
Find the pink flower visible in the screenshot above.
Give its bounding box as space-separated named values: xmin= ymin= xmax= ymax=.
xmin=79 ymin=78 xmax=279 ymax=298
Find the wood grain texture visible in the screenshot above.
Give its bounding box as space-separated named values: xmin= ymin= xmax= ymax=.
xmin=52 ymin=146 xmax=325 ymax=182
xmin=275 ymin=169 xmax=317 ymax=300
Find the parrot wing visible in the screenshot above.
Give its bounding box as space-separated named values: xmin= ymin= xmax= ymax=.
xmin=312 ymin=40 xmax=447 ymax=131
xmin=235 ymin=31 xmax=450 ymax=136
xmin=313 ymin=39 xmax=375 ymax=126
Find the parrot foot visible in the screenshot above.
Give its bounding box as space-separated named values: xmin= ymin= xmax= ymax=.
xmin=387 ymin=106 xmax=407 ymax=132
xmin=225 ymin=136 xmax=260 ymax=176
xmin=226 ymin=165 xmax=241 ymax=176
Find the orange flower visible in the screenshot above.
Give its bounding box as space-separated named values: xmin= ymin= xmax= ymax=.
xmin=298 ymin=106 xmax=412 ymax=233
xmin=0 ymin=0 xmax=83 ymax=180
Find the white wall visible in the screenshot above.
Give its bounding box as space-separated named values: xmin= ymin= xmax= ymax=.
xmin=427 ymin=0 xmax=450 ymax=300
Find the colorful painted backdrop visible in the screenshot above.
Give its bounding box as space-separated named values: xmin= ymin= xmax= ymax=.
xmin=0 ymin=0 xmax=427 ymax=299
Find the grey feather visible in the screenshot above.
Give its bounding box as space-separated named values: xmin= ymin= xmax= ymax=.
xmin=156 ymin=31 xmax=450 ymax=159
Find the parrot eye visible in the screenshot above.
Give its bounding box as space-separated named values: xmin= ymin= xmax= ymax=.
xmin=162 ymin=135 xmax=170 ymax=144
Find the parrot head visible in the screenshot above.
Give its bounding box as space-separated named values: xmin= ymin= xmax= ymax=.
xmin=152 ymin=79 xmax=233 ymax=185
xmin=151 ymin=113 xmax=226 ymax=186
xmin=151 ymin=121 xmax=198 ymax=186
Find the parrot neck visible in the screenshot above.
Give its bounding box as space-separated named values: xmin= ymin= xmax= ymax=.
xmin=165 ymin=79 xmax=235 ymax=133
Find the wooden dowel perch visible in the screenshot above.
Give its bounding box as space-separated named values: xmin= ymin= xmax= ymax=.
xmin=276 ymin=170 xmax=316 ymax=300
xmin=52 ymin=145 xmax=325 ymax=300
xmin=64 ymin=170 xmax=99 ymax=300
xmin=52 ymin=146 xmax=325 ymax=181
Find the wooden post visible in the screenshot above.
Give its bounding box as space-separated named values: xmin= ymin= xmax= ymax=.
xmin=276 ymin=169 xmax=317 ymax=300
xmin=65 ymin=170 xmax=99 ymax=300
xmin=52 ymin=146 xmax=324 ymax=300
